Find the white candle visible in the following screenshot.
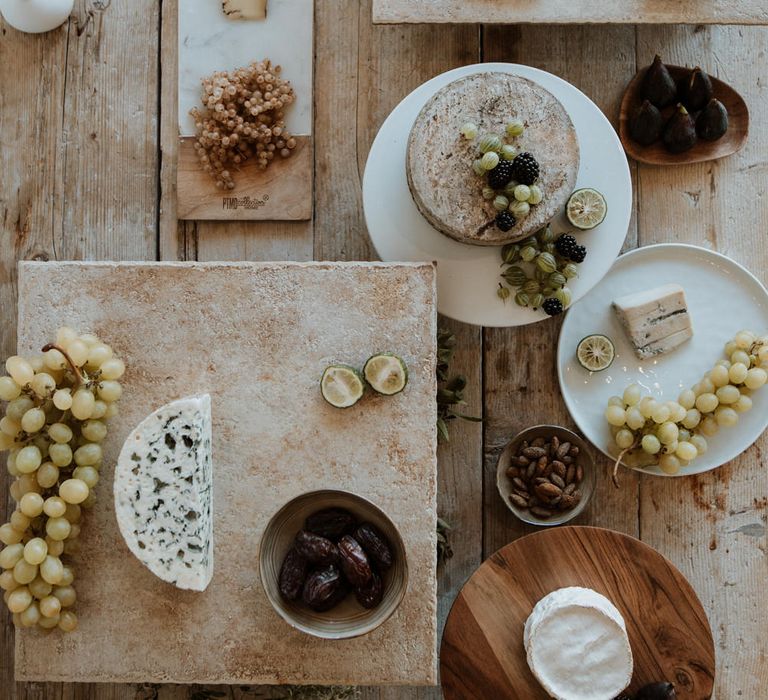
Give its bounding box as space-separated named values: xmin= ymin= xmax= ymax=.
xmin=0 ymin=0 xmax=74 ymax=34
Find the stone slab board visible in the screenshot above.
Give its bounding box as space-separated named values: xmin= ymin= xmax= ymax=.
xmin=14 ymin=261 xmax=438 ymax=685
xmin=372 ymin=0 xmax=768 ymax=24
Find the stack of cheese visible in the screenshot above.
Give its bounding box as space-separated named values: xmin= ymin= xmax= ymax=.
xmin=524 ymin=587 xmax=634 ymax=700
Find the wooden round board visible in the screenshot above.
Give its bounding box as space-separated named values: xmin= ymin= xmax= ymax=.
xmin=440 ymin=526 xmax=715 ymax=699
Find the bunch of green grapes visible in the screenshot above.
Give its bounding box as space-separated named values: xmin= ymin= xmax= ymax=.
xmin=0 ymin=327 xmax=125 ymax=631
xmin=605 ymin=330 xmax=768 ymax=475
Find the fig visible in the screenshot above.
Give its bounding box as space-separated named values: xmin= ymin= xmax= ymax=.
xmin=636 ymin=681 xmax=676 ymax=700
xmin=683 ymin=67 xmax=714 ymax=111
xmin=630 ymin=99 xmax=663 ymax=145
xmin=643 ymin=55 xmax=677 ymax=108
xmin=663 ymin=104 xmax=697 ymax=154
xmin=696 ymin=98 xmax=729 ymax=141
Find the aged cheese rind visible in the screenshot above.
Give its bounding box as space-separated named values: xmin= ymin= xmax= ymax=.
xmin=221 ymin=0 xmax=267 ymax=20
xmin=524 ymin=587 xmax=633 ymax=700
xmin=114 ymin=395 xmax=213 ymax=591
xmin=613 ymin=283 xmax=693 ymax=359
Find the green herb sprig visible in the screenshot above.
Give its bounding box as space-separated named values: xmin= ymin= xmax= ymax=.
xmin=437 ymin=329 xmax=481 ymax=442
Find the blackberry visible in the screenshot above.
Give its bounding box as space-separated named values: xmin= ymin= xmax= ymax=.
xmin=495 ymin=211 xmax=517 ymax=232
xmin=555 ymin=233 xmax=578 ymax=259
xmin=487 ymin=160 xmax=515 ymax=189
xmin=570 ymin=244 xmax=587 ymax=263
xmin=543 ymin=297 xmax=564 ymax=316
xmin=512 ymin=152 xmax=540 ymax=185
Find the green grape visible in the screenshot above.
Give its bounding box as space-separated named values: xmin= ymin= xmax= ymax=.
xmin=734 ymin=330 xmax=755 ymax=349
xmin=657 ymin=421 xmax=679 ymax=445
xmin=675 ymin=441 xmax=698 ymax=462
xmin=6 ymin=586 xmax=32 ymax=614
xmin=615 ymin=429 xmax=635 ymax=449
xmin=7 ymin=396 xmax=34 ymax=421
xmin=607 ymin=396 xmax=623 ymax=407
xmin=39 ymin=595 xmax=61 ymax=618
xmin=625 ymin=407 xmax=645 ymax=431
xmin=52 ymin=389 xmax=73 ymax=411
xmin=690 ymin=435 xmax=708 ymax=454
xmin=81 ymin=420 xmax=107 ymax=443
xmin=65 ymin=340 xmax=89 ymax=367
xmin=709 ymin=364 xmax=729 ymax=388
xmin=682 ymin=408 xmax=701 ymax=429
xmin=605 ymin=405 xmax=626 ymax=427
xmin=73 ymin=443 xmax=101 ymax=467
xmin=6 ymin=357 xmax=34 ymax=387
xmin=641 ymin=434 xmax=661 ymax=455
xmin=0 ymin=377 xmax=21 ymax=402
xmin=30 ymin=373 xmax=56 ymax=399
xmin=733 ymin=394 xmax=753 ymax=413
xmin=728 ymin=362 xmax=749 ymax=384
xmin=659 ymin=454 xmax=681 ymax=475
xmin=21 ymin=408 xmax=46 ymax=434
xmin=43 ymin=348 xmax=67 ymax=371
xmin=39 ymin=556 xmax=64 ymax=585
xmin=714 ymin=406 xmax=738 ymax=427
xmin=43 ymin=497 xmax=67 ymax=519
xmin=731 ymin=350 xmax=750 ymax=366
xmin=622 ymin=383 xmax=641 ymax=406
xmin=678 ymin=389 xmax=696 ymax=410
xmin=19 ymin=493 xmax=44 ymax=518
xmin=23 ymin=539 xmax=47 ymax=566
xmin=49 ymin=443 xmax=73 ymax=468
xmin=695 ymin=393 xmax=719 ymax=414
xmin=71 ymin=389 xmax=95 ymax=420
xmin=700 ymin=416 xmax=719 ymax=437
xmin=745 ymin=367 xmax=767 ymax=389
xmin=715 ymin=385 xmax=740 ymax=404
xmin=16 ymin=446 xmax=42 ymax=474
xmin=651 ymin=404 xmax=671 ymax=424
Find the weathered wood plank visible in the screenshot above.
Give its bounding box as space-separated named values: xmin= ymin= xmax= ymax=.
xmin=635 ymin=24 xmax=768 ymax=697
xmin=373 ymin=0 xmax=768 ymax=25
xmin=481 ymin=24 xmax=641 ymax=563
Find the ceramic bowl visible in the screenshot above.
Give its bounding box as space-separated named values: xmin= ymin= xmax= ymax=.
xmin=496 ymin=425 xmax=596 ymax=527
xmin=259 ymin=489 xmax=408 ymax=639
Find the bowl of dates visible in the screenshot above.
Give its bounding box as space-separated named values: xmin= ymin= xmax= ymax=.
xmin=259 ymin=489 xmax=408 ymax=639
xmin=496 ymin=425 xmax=596 ymax=526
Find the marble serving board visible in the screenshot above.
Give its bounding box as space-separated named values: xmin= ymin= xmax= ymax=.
xmin=177 ymin=0 xmax=313 ymax=220
xmin=372 ymin=0 xmax=768 ymax=24
xmin=15 ymin=261 xmax=438 ymax=685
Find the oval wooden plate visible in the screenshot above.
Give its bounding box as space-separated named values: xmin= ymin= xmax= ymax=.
xmin=440 ymin=526 xmax=715 ymax=699
xmin=619 ymin=64 xmax=748 ymax=165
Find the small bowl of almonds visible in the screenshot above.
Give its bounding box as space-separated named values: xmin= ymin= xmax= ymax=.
xmin=496 ymin=425 xmax=595 ymax=526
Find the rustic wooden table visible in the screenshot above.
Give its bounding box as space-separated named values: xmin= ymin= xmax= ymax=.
xmin=1 ymin=2 xmax=766 ymax=698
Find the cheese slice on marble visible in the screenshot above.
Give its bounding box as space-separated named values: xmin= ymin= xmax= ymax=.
xmin=524 ymin=587 xmax=633 ymax=700
xmin=613 ymin=283 xmax=693 ymax=359
xmin=221 ymin=0 xmax=267 ymax=19
xmin=114 ymin=395 xmax=214 ymax=591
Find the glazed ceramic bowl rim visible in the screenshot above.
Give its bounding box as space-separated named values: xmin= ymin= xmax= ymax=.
xmin=258 ymin=488 xmax=409 ymax=639
xmin=495 ymin=425 xmax=596 ymax=527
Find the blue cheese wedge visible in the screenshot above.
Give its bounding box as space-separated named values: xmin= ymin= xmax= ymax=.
xmin=114 ymin=395 xmax=213 ymax=591
xmin=612 ymin=283 xmax=693 ymax=359
xmin=524 ymin=587 xmax=633 ymax=700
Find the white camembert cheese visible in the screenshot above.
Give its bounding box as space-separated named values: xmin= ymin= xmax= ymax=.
xmin=524 ymin=586 xmax=633 ymax=700
xmin=114 ymin=395 xmax=213 ymax=591
xmin=612 ymin=283 xmax=693 ymax=359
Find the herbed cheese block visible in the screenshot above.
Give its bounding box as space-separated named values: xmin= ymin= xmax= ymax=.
xmin=406 ymin=72 xmax=580 ymax=246
xmin=524 ymin=586 xmax=633 ymax=700
xmin=613 ymin=283 xmax=693 ymax=359
xmin=114 ymin=394 xmax=214 ymax=591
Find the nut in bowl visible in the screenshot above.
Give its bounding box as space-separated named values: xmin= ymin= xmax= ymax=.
xmin=259 ymin=490 xmax=408 ymax=639
xmin=496 ymin=425 xmax=595 ymax=526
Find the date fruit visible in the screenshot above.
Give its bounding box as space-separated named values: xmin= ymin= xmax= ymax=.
xmin=302 ymin=564 xmax=347 ymax=611
xmin=354 ymin=522 xmax=393 ymax=571
xmin=278 ymin=548 xmax=309 ymax=601
xmin=294 ymin=530 xmax=339 ymax=565
xmin=305 ymin=507 xmax=356 ymax=540
xmin=354 ymin=570 xmax=384 ymax=609
xmin=337 ymin=535 xmax=373 ymax=587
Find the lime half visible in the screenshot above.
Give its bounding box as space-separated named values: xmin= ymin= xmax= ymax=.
xmin=321 ymin=365 xmax=365 ymax=408
xmin=566 ymin=188 xmax=607 ymax=230
xmin=363 ymin=353 xmax=408 ymax=396
xmin=576 ymin=335 xmax=615 ymax=372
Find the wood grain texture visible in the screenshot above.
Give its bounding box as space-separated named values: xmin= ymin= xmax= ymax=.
xmin=177 ymin=135 xmax=312 ymax=221
xmin=619 ymin=64 xmax=749 ymax=166
xmin=440 ymin=527 xmax=715 ymax=699
xmin=373 ymin=0 xmax=768 ymax=25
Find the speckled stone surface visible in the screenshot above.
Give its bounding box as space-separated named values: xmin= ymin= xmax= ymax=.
xmin=406 ymin=72 xmax=580 ymax=245
xmin=15 ymin=261 xmax=438 ymax=685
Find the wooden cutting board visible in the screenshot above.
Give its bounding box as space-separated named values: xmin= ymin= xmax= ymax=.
xmin=441 ymin=526 xmax=715 ymax=699
xmin=176 ymin=0 xmax=313 ymax=220
xmin=15 ymin=261 xmax=438 ymax=685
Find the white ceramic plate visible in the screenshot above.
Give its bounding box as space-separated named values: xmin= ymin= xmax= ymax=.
xmin=362 ymin=62 xmax=632 ymax=327
xmin=558 ymin=244 xmax=768 ymax=476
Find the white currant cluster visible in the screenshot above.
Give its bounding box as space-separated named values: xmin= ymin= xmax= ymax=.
xmin=0 ymin=327 xmax=125 ymax=631
xmin=605 ymin=330 xmax=768 ymax=475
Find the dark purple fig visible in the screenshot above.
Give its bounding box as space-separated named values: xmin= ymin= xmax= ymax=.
xmin=305 ymin=507 xmax=356 ymax=540
xmin=630 ymin=99 xmax=663 ymax=146
xmin=354 ymin=570 xmax=384 ymax=609
xmin=294 ymin=530 xmax=339 ymax=565
xmin=301 ymin=564 xmax=346 ymax=611
xmin=354 ymin=522 xmax=393 ymax=571
xmin=696 ymin=98 xmax=729 ymax=141
xmin=663 ymin=104 xmax=697 ymax=154
xmin=643 ymin=55 xmax=677 ymax=108
xmin=683 ymin=67 xmax=713 ymax=111
xmin=636 ymin=681 xmax=676 ymax=700
xmin=337 ymin=535 xmax=373 ymax=587
xmin=278 ymin=548 xmax=309 ymax=601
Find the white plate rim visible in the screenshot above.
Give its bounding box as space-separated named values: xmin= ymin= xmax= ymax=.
xmin=362 ymin=61 xmax=633 ymax=327
xmin=557 ymin=242 xmax=768 ymax=476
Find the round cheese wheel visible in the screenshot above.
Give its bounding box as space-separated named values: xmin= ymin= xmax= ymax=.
xmin=406 ymin=71 xmax=579 ymax=246
xmin=524 ymin=587 xmax=633 ymax=700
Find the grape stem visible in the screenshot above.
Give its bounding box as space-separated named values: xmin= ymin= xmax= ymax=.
xmin=612 ymin=440 xmax=638 ymax=489
xmin=41 ymin=344 xmax=84 ymax=387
